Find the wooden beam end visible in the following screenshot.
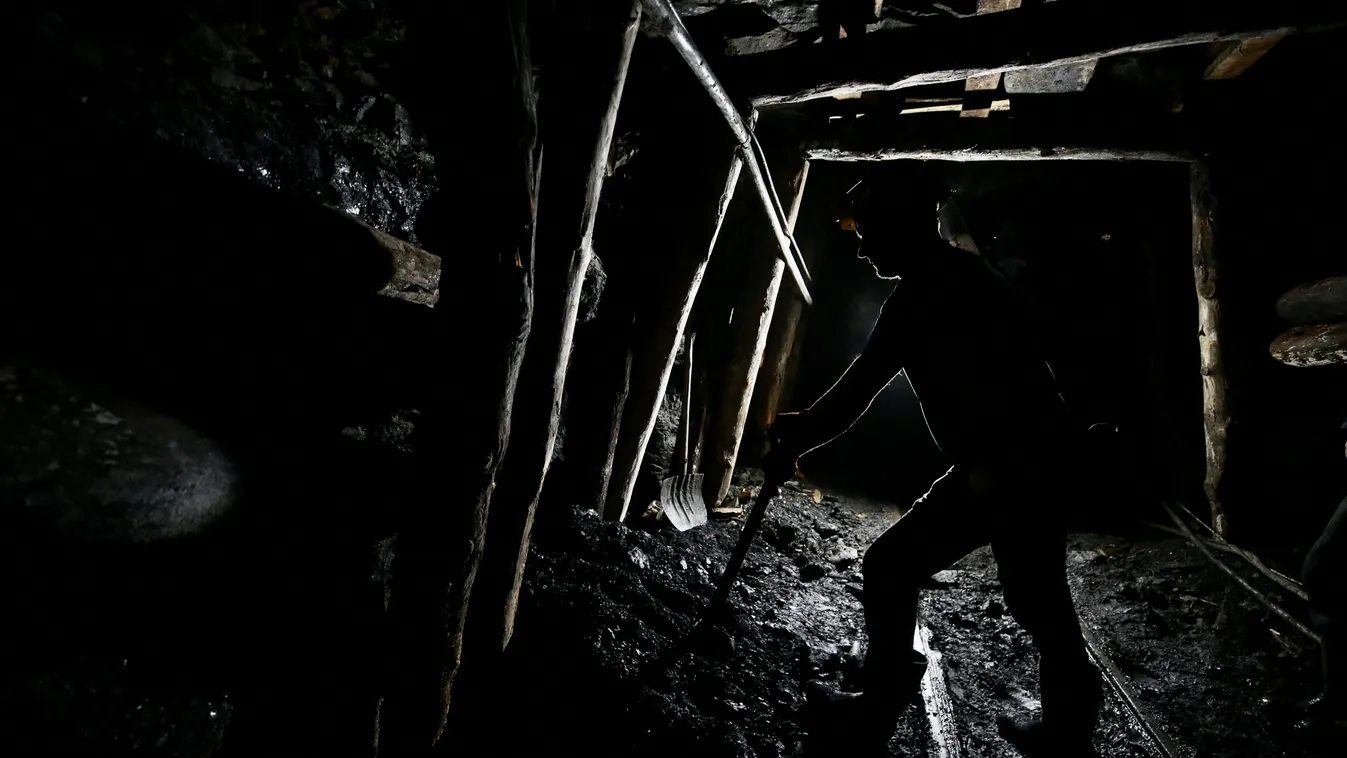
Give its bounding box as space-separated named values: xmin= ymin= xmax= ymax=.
xmin=1204 ymin=34 xmax=1285 ymax=80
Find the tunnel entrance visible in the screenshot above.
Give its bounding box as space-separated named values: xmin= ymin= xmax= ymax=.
xmin=784 ymin=159 xmax=1201 ymax=517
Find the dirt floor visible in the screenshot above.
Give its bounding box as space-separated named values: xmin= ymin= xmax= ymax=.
xmin=488 ymin=469 xmax=1330 ymax=758
xmin=4 ymin=466 xmax=1332 ymax=757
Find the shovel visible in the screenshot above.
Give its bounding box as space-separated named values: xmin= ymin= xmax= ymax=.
xmin=659 ymin=333 xmax=707 ymax=532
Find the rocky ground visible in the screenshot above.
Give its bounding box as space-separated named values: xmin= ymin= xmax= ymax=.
xmin=3 ymin=467 xmax=1330 ymax=757
xmin=487 ymin=469 xmax=1329 ymax=758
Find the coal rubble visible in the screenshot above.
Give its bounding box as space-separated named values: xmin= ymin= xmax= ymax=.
xmin=484 ymin=477 xmax=920 ymax=757
xmin=478 ymin=474 xmax=1329 ymax=758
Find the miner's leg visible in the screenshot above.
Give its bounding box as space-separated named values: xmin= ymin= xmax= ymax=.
xmin=863 ymin=467 xmax=993 ymax=704
xmin=1300 ymin=495 xmax=1347 ymax=731
xmin=991 ymin=516 xmax=1101 ymax=755
xmin=805 ymin=466 xmax=991 ymax=755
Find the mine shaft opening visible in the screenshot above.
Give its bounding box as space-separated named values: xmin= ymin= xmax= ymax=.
xmin=7 ymin=2 xmax=1347 ymax=757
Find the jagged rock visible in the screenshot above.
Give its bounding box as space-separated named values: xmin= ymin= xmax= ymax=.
xmin=763 ymin=519 xmax=801 ymax=550
xmin=581 ymin=254 xmax=609 ymax=324
xmin=0 ymin=362 xmax=239 ymax=543
xmin=641 ymin=375 xmax=686 ymax=484
xmin=822 ymin=539 xmax=860 ymax=567
xmin=800 ymin=563 xmax=832 ymax=581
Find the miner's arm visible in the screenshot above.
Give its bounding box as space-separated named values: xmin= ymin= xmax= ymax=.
xmin=786 ymin=289 xmax=909 ymax=454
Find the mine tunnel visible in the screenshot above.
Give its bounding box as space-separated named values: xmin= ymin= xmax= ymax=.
xmin=4 ymin=1 xmax=1347 ymax=756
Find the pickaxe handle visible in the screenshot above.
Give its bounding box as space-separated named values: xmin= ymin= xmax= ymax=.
xmin=704 ymin=480 xmax=780 ymax=622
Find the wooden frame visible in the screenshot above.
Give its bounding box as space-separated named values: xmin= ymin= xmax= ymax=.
xmin=797 ymin=133 xmax=1230 ymax=536
xmin=723 ymin=1 xmax=1347 ymax=106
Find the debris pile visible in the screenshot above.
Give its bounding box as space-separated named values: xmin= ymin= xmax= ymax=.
xmin=489 ymin=476 xmax=926 ymax=757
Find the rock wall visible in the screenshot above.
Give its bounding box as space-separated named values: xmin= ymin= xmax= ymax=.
xmin=2 ymin=3 xmax=444 ymax=756
xmin=11 ymin=1 xmax=434 ymax=238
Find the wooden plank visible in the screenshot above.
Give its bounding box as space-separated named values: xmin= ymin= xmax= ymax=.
xmin=727 ymin=1 xmax=1347 ymax=106
xmin=1205 ymin=34 xmax=1284 ymax=79
xmin=1002 ymin=58 xmax=1099 ymax=93
xmin=961 ymin=0 xmax=1019 ymax=117
xmin=1269 ymin=323 xmax=1347 ymax=367
xmin=802 ymin=114 xmax=1194 ymax=162
xmin=328 ymin=206 xmax=441 ymax=307
xmin=808 ymin=145 xmax=1187 ymax=162
xmin=960 ymin=86 xmax=996 ymax=118
xmin=963 ymin=74 xmax=1002 ymax=91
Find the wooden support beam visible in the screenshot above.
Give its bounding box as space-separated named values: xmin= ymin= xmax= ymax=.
xmin=379 ymin=0 xmax=538 ymax=751
xmin=327 ymin=207 xmax=441 ymax=307
xmin=959 ymin=86 xmax=998 ymax=119
xmin=1190 ymin=161 xmax=1230 ymax=538
xmin=810 ymin=144 xmax=1186 ymax=162
xmin=602 ymin=145 xmax=749 ymax=522
xmin=640 ymin=0 xmax=813 ymax=305
xmin=748 ymin=195 xmax=823 ymax=462
xmin=1205 ymin=34 xmax=1284 ymax=79
xmin=703 ymin=150 xmax=811 ymax=509
xmin=803 ymin=114 xmax=1195 ymax=162
xmin=1269 ymin=323 xmax=1347 ymax=367
xmin=727 ymin=1 xmax=1347 ymax=106
xmin=597 ymin=343 xmax=635 ymax=505
xmin=473 ymin=0 xmax=643 ymax=653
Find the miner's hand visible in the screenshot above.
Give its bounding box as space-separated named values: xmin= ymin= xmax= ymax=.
xmin=762 ymin=411 xmax=809 ymax=486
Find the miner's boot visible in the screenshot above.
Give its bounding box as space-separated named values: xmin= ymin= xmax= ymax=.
xmin=998 ymin=658 xmax=1102 ymax=757
xmin=1296 ymin=642 xmax=1347 ymax=733
xmin=801 ymin=649 xmax=928 ymax=757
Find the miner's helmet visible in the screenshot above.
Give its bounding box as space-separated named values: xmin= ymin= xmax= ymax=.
xmin=837 ymin=179 xmax=869 ymax=232
xmin=837 ymin=177 xmax=950 ymax=235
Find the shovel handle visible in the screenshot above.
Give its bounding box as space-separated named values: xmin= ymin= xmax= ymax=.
xmin=706 ymin=480 xmax=780 ymax=619
xmin=679 ymin=334 xmax=695 ymax=477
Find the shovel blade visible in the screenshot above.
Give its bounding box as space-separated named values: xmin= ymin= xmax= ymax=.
xmin=659 ymin=473 xmax=708 ymax=532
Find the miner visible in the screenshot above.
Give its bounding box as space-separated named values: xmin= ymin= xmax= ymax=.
xmin=1297 ymin=415 xmax=1347 ymax=734
xmin=763 ymin=179 xmax=1101 ymax=756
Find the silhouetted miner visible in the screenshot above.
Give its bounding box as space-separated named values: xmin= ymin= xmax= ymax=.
xmin=1297 ymin=415 xmax=1347 ymax=734
xmin=763 ymin=179 xmax=1102 ymax=756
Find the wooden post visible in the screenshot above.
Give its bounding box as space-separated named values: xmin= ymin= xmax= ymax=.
xmin=704 ymin=151 xmax=811 ymax=508
xmin=1191 ymin=161 xmax=1230 ymax=538
xmin=748 ymin=202 xmax=820 ymax=462
xmin=602 ymin=145 xmax=750 ymax=522
xmin=777 ymin=313 xmax=812 ymax=426
xmin=596 ymin=342 xmax=636 ymax=507
xmin=379 ymin=0 xmax=538 ymax=751
xmin=472 ymin=0 xmax=643 ymax=654
xmin=1204 ymin=34 xmax=1283 ymax=80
